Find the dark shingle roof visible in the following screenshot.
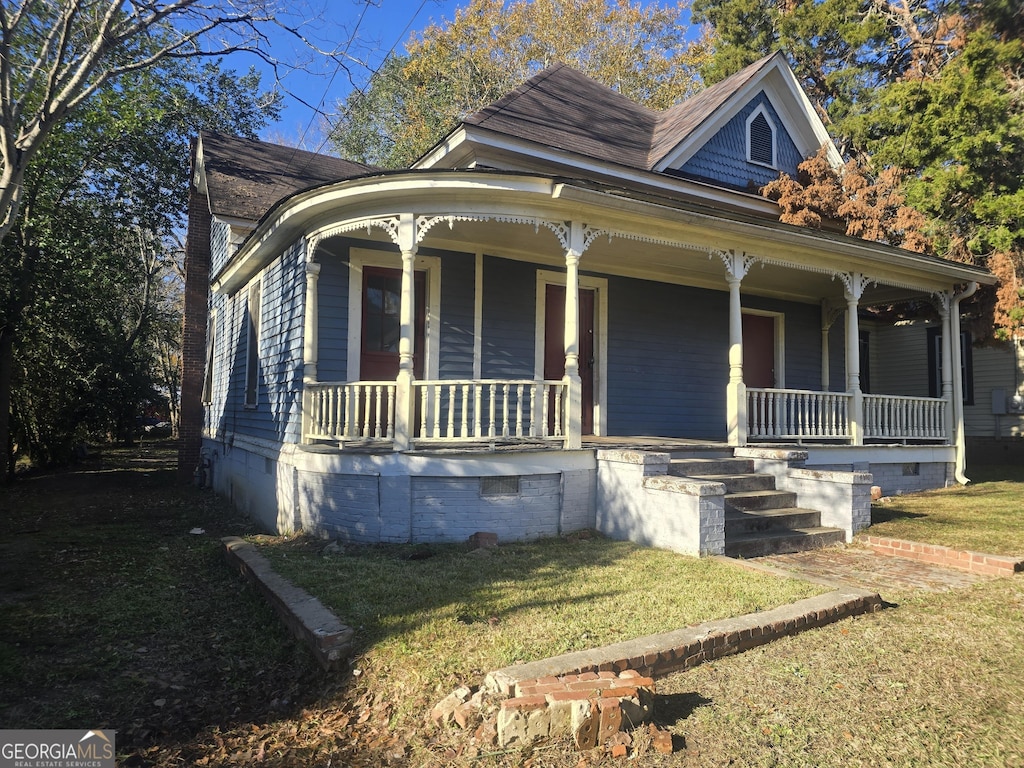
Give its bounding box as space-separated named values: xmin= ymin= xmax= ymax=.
xmin=200 ymin=131 xmax=378 ymax=221
xmin=464 ymin=63 xmax=659 ymax=169
xmin=462 ymin=53 xmax=783 ymax=173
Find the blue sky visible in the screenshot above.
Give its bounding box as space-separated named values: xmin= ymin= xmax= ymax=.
xmin=242 ymin=0 xmax=464 ymax=148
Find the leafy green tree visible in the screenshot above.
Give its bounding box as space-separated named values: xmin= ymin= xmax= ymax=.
xmin=1 ymin=59 xmax=280 ymax=474
xmin=331 ymin=0 xmax=713 ymax=168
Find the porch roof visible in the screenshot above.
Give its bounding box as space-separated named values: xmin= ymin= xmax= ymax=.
xmin=212 ymin=168 xmax=994 ymax=300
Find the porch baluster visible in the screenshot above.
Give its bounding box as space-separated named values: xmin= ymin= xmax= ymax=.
xmin=461 ymin=384 xmax=470 ymax=438
xmin=473 ymin=385 xmax=482 ymax=438
xmin=373 ymin=385 xmax=383 ymax=438
xmin=433 ymin=385 xmax=442 ymax=439
xmin=418 ymin=385 xmax=428 ymax=438
xmin=488 ymin=384 xmax=496 ymax=438
xmin=515 ymin=384 xmax=524 ymax=437
xmin=502 ymin=384 xmax=510 ymax=437
xmin=446 ymin=384 xmax=456 ymax=438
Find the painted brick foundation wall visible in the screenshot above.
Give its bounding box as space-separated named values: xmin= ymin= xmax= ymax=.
xmin=595 ymin=450 xmax=726 ymax=556
xmin=204 ymin=439 xmax=596 ymax=542
xmin=809 ymin=461 xmax=951 ymax=494
xmin=298 ymin=470 xmax=380 ymax=541
xmin=411 ymin=474 xmax=562 ymax=543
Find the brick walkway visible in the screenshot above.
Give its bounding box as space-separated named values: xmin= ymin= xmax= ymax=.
xmin=750 ymin=544 xmax=997 ymax=596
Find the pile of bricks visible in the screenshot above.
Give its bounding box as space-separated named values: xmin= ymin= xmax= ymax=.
xmin=497 ymin=670 xmax=668 ymax=752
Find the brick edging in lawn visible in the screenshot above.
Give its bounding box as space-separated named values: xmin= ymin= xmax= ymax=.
xmin=485 ymin=587 xmax=882 ymax=696
xmin=221 ymin=537 xmax=355 ymax=670
xmin=861 ymin=535 xmax=1024 ymax=576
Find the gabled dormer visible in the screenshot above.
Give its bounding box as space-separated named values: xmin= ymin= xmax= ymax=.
xmin=651 ymin=52 xmax=842 ymax=190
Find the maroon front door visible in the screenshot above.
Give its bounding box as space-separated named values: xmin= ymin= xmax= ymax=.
xmin=360 ymin=267 xmax=425 ymax=380
xmin=544 ymin=284 xmax=595 ymax=435
xmin=742 ymin=313 xmax=775 ymax=388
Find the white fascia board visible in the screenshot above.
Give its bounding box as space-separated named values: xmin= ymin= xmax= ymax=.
xmin=211 ymin=173 xmax=561 ymax=294
xmin=655 ymin=58 xmax=843 ymax=173
xmin=551 ymin=183 xmax=996 ymax=289
xmin=442 ymin=126 xmax=782 ymax=216
xmin=414 ymin=126 xmax=473 ymax=169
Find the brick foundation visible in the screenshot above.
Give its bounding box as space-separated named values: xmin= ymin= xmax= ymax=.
xmin=862 ymin=536 xmax=1024 ymax=576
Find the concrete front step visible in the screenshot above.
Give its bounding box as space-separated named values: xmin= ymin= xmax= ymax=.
xmin=726 ymin=508 xmax=823 ymax=535
xmin=668 ymin=457 xmax=754 ymax=476
xmin=725 ymin=489 xmax=798 ymax=512
xmin=692 ymin=473 xmax=776 ymax=494
xmin=725 ymin=527 xmax=847 ymax=558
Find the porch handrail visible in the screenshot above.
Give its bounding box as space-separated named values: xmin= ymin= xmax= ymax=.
xmin=863 ymin=393 xmax=947 ymax=441
xmin=306 ymin=381 xmax=396 ymax=442
xmin=747 ymin=388 xmax=852 ymax=440
xmin=413 ymin=379 xmax=566 ymax=442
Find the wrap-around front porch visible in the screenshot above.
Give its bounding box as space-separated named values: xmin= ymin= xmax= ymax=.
xmin=288 ymin=204 xmax=977 ymax=477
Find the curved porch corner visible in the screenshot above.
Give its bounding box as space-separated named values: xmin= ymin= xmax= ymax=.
xmin=200 ymin=432 xmax=598 ymax=543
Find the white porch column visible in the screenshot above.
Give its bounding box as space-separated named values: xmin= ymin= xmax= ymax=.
xmin=952 ymin=282 xmax=979 ymax=483
xmin=721 ymin=251 xmax=752 ymax=447
xmin=303 ymin=261 xmax=321 ymax=382
xmin=937 ymin=292 xmax=955 ymax=444
xmin=301 ymin=260 xmax=321 ymax=444
xmin=563 ymin=222 xmax=584 ymax=450
xmin=394 ymin=213 xmax=418 ymax=451
xmin=843 ymin=273 xmax=869 ymax=446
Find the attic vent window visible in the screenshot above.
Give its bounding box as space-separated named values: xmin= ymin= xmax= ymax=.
xmin=747 ymin=108 xmax=776 ymax=167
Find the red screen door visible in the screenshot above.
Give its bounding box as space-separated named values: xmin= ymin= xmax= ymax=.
xmin=742 ymin=313 xmax=776 ymax=388
xmin=360 ymin=266 xmax=425 ymax=380
xmin=544 ymin=284 xmax=595 ymax=435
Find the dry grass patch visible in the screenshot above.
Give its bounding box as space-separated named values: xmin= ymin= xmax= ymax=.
xmin=867 ymin=464 xmax=1024 ymax=556
xmin=655 ymin=577 xmax=1024 ymax=766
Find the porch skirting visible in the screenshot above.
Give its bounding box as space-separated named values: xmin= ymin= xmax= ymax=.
xmin=199 ymin=433 xmax=953 ymax=554
xmin=200 ymin=434 xmax=598 ymax=542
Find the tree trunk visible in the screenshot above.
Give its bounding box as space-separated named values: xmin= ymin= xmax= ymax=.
xmin=0 ymin=325 xmax=15 ymax=482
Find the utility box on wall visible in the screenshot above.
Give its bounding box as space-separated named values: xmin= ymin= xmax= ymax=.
xmin=992 ymin=388 xmax=1007 ymax=415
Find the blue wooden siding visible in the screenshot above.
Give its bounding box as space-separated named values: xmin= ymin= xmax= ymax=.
xmin=605 ymin=278 xmax=729 ymax=437
xmin=208 ymin=242 xmax=305 ymax=444
xmin=315 ymin=241 xmax=350 ymax=382
xmin=481 ymin=255 xmax=536 ymax=378
xmin=210 ymin=218 xmax=231 ymax=277
xmin=433 ymin=248 xmax=476 ymax=379
xmin=678 ymin=92 xmax=805 ymax=190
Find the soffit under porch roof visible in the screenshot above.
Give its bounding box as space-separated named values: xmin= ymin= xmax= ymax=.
xmin=213 ymin=169 xmax=994 ymax=301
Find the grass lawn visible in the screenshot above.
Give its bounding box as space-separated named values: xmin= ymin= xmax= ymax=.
xmin=256 ymin=534 xmax=825 ymax=731
xmin=3 ymin=444 xmax=1023 ymax=767
xmin=866 ymin=464 xmax=1024 ymax=556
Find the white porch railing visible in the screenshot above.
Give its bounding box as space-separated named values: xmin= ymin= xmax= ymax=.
xmin=306 ymin=381 xmax=396 ymax=442
xmin=748 ymin=388 xmax=950 ymax=443
xmin=863 ymin=394 xmax=947 ymax=441
xmin=748 ymin=388 xmax=852 ymax=440
xmin=413 ymin=379 xmax=567 ymax=442
xmin=304 ymin=379 xmax=567 ymax=444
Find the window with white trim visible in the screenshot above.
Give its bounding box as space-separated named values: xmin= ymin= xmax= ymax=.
xmin=201 ymin=308 xmax=217 ymax=405
xmin=746 ymin=105 xmax=776 ymax=168
xmin=244 ymin=281 xmax=262 ymax=407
